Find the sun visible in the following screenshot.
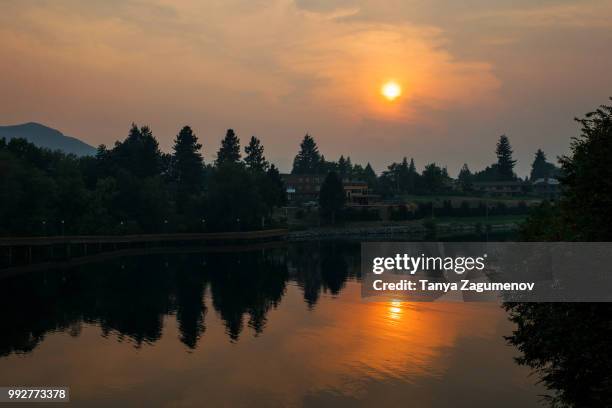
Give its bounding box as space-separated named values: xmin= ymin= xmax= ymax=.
xmin=381 ymin=81 xmax=402 ymax=101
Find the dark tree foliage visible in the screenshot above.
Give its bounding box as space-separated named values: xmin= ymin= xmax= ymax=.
xmin=318 ymin=171 xmax=345 ymax=224
xmin=557 ymin=100 xmax=612 ymax=241
xmin=510 ymin=99 xmax=612 ymax=408
xmin=470 ymin=135 xmax=518 ymax=182
xmin=504 ymin=303 xmax=612 ymax=407
xmin=457 ymin=163 xmax=473 ymax=191
xmin=519 ymin=200 xmax=564 ymax=241
xmin=216 ymin=129 xmax=241 ymax=166
xmin=205 ymin=162 xmax=265 ymax=231
xmin=530 ymin=149 xmax=558 ymax=181
xmin=292 ymin=134 xmax=322 ymax=174
xmin=337 ymin=155 xmax=354 ymax=180
xmin=318 ymin=154 xmax=337 ymax=174
xmin=170 ymin=126 xmax=205 ymax=226
xmin=0 ymin=139 xmax=82 ymax=235
xmin=172 ymin=126 xmax=203 ymax=191
xmin=261 ymin=164 xmax=287 ymax=210
xmin=420 ymin=163 xmax=448 ymax=193
xmin=244 ymin=136 xmax=268 ymax=172
xmin=99 ymin=124 xmax=171 ymax=233
xmin=363 ymin=163 xmax=378 ymax=190
xmin=407 ymin=158 xmax=417 ymax=193
xmin=472 ymin=163 xmax=500 ymax=182
xmin=0 ymin=123 xmax=288 ymax=236
xmin=521 ymin=99 xmax=612 ymax=241
xmin=112 ymin=124 xmax=163 ymax=178
xmin=495 ymin=134 xmax=517 ymax=181
xmin=378 ymin=157 xmax=420 ymax=196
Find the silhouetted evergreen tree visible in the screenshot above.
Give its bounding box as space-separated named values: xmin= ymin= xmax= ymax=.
xmin=172 ymin=126 xmax=203 ymax=191
xmin=112 ymin=124 xmax=163 ymax=178
xmin=457 ymin=163 xmax=473 ymax=191
xmin=292 ymin=134 xmax=321 ymax=174
xmin=530 ymin=148 xmax=558 ymax=181
xmin=262 ymin=164 xmax=287 ymax=210
xmin=206 ymin=163 xmax=264 ymax=231
xmin=337 ymin=155 xmax=349 ymax=179
xmin=496 ymin=135 xmax=517 ymax=181
xmin=216 ymin=129 xmax=241 ymax=166
xmin=319 ymin=171 xmax=345 ymax=224
xmin=352 ymin=163 xmax=364 ymax=179
xmin=406 ymin=158 xmax=417 ymax=193
xmin=345 ymin=156 xmax=353 ymax=179
xmin=421 ymin=163 xmax=447 ymax=193
xmin=170 ymin=126 xmax=204 ymax=224
xmin=244 ymin=136 xmax=268 ymax=172
xmin=318 ymin=154 xmax=338 ymax=174
xmin=363 ymin=163 xmax=377 ymax=189
xmin=472 ymin=164 xmax=500 ymax=182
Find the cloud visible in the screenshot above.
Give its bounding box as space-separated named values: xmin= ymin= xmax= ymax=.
xmin=0 ymin=0 xmax=611 ymax=175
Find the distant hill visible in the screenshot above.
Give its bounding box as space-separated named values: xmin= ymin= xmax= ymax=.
xmin=0 ymin=122 xmax=96 ymax=156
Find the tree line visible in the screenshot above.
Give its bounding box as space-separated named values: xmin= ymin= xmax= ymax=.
xmin=0 ymin=121 xmax=562 ymax=235
xmin=0 ymin=125 xmax=286 ymax=235
xmin=291 ymin=133 xmax=560 ymax=197
xmin=506 ymin=99 xmax=612 ymax=408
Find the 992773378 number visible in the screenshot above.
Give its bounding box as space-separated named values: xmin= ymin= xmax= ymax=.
xmin=1 ymin=387 xmax=69 ymax=403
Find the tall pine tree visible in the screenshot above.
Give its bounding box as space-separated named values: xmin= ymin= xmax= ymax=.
xmin=216 ymin=129 xmax=241 ymax=166
xmin=407 ymin=158 xmax=417 ymax=193
xmin=292 ymin=134 xmax=322 ymax=174
xmin=530 ymin=149 xmax=557 ymax=180
xmin=112 ymin=124 xmax=163 ymax=178
xmin=495 ymin=135 xmax=517 ymax=181
xmin=172 ymin=126 xmax=203 ymax=191
xmin=244 ymin=136 xmax=268 ymax=172
xmin=337 ymin=155 xmax=348 ymax=179
xmin=457 ymin=163 xmax=473 ymax=191
xmin=319 ymin=171 xmax=345 ymax=224
xmin=363 ymin=163 xmax=377 ymax=189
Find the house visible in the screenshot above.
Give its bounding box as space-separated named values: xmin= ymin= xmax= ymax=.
xmin=281 ymin=174 xmax=323 ymax=203
xmin=281 ymin=174 xmax=379 ymax=205
xmin=343 ymin=181 xmax=380 ymax=206
xmin=532 ymin=178 xmax=561 ymax=199
xmin=472 ymin=181 xmax=525 ymax=197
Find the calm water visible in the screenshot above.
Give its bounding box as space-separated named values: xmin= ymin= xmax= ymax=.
xmin=0 ymin=241 xmax=542 ymax=407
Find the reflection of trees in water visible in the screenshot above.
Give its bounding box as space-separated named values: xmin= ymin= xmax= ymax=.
xmin=175 ymin=261 xmax=208 ymax=349
xmin=0 ymin=243 xmax=359 ymax=356
xmin=289 ymin=241 xmax=360 ymax=308
xmin=91 ymin=257 xmax=176 ymax=346
xmin=0 ymin=254 xmax=204 ymax=356
xmin=505 ymin=303 xmax=612 ymax=407
xmin=206 ymin=251 xmax=288 ymax=341
xmin=290 ymin=243 xmax=322 ymax=308
xmin=0 ymin=270 xmax=82 ymax=356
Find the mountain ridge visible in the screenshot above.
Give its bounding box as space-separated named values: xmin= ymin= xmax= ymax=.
xmin=0 ymin=122 xmax=96 ymax=156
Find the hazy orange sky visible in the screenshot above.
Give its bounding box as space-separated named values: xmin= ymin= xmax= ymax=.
xmin=1 ymin=0 xmax=612 ymax=175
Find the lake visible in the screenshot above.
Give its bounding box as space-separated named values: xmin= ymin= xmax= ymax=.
xmin=0 ymin=241 xmax=542 ymax=407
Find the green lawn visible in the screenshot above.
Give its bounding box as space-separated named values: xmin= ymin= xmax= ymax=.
xmin=339 ymin=214 xmax=528 ymax=229
xmin=433 ymin=214 xmax=527 ymax=225
xmin=398 ymin=194 xmax=541 ymax=206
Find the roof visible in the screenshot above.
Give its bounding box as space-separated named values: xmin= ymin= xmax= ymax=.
xmin=533 ymin=178 xmax=560 ymax=185
xmin=473 ymin=181 xmax=524 ymax=186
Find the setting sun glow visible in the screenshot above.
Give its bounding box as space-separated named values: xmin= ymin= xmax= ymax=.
xmin=381 ymin=81 xmax=402 ymax=101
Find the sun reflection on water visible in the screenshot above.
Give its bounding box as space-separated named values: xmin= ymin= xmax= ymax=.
xmin=388 ymin=300 xmax=403 ymax=320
